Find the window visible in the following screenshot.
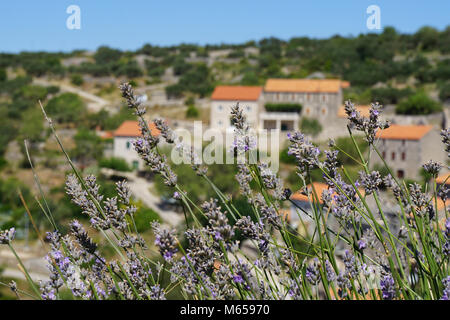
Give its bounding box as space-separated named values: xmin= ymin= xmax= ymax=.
xmin=307 ymin=93 xmax=311 ymax=101
xmin=321 ymin=108 xmax=327 ymax=115
xmin=218 ymin=105 xmax=223 ymax=111
xmin=382 ymin=151 xmax=386 ymax=159
xmin=391 ymin=152 xmax=396 ymax=160
xmin=397 ymin=170 xmax=404 ymax=178
xmin=402 ymin=140 xmax=406 ymax=146
xmin=132 ymin=160 xmax=139 ymax=170
xmin=246 ymin=106 xmax=251 ymax=112
xmin=291 ymin=93 xmax=295 ymax=101
xmin=218 ymin=120 xmax=223 ymax=126
xmin=322 ymin=95 xmax=326 ymax=102
xmin=126 ymin=141 xmax=131 ymax=149
xmin=305 ymin=108 xmax=311 ymax=116
xmin=401 ymin=152 xmax=406 ymax=161
xmin=276 ymin=93 xmax=280 ymax=100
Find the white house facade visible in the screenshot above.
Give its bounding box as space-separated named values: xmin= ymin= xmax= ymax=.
xmin=113 ymin=120 xmax=160 ymax=171
xmin=210 ymin=86 xmax=263 ymax=131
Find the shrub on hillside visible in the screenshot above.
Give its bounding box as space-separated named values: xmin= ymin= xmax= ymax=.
xmin=99 ymin=157 xmax=132 ymax=172
xmin=45 ymin=92 xmax=87 ymax=124
xmin=70 ymin=74 xmax=84 ymax=86
xmin=396 ymin=92 xmax=443 ymax=115
xmin=186 ymin=105 xmax=200 ymax=118
xmin=300 ymin=118 xmax=322 ymax=137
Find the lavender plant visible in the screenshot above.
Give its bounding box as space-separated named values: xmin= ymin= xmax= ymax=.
xmin=1 ymin=87 xmax=448 ymax=300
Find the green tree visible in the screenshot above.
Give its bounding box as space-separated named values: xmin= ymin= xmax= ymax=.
xmin=186 ymin=105 xmax=199 ymax=118
xmin=300 ymin=118 xmax=322 ymax=137
xmin=19 ymin=108 xmax=45 ymax=143
xmin=99 ymin=157 xmax=131 ymax=172
xmin=396 ymin=92 xmax=443 ymax=115
xmin=71 ymin=128 xmax=103 ymax=169
xmin=439 ymin=82 xmax=450 ymax=103
xmin=94 ymin=46 xmax=122 ymax=64
xmin=46 ymin=93 xmax=87 ymax=124
xmin=335 ymin=136 xmax=368 ymax=166
xmin=71 ymin=74 xmax=84 ymax=86
xmin=414 ymin=26 xmax=439 ymax=51
xmin=0 ymin=108 xmax=17 ymax=155
xmin=0 ymin=68 xmax=6 ymax=82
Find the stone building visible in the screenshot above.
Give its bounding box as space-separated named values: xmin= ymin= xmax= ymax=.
xmin=263 ymin=78 xmax=349 ymax=127
xmin=210 ymin=79 xmax=349 ymax=133
xmin=371 ymin=124 xmax=446 ymax=179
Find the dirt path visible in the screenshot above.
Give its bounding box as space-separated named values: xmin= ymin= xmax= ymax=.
xmin=33 ymin=79 xmax=110 ymax=113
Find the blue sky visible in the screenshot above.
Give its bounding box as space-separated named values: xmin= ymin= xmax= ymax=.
xmin=0 ymin=0 xmax=449 ymax=53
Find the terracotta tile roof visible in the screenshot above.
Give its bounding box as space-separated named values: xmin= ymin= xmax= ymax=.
xmin=264 ymin=79 xmax=346 ymax=93
xmin=341 ymin=80 xmax=351 ymax=89
xmin=375 ymin=124 xmax=433 ymax=141
xmin=278 ymin=209 xmax=291 ymax=222
xmin=99 ymin=131 xmax=114 ymax=140
xmin=114 ymin=120 xmax=160 ymax=137
xmin=337 ymin=105 xmax=371 ymax=118
xmin=211 ymin=85 xmax=263 ymax=101
xmin=436 ymin=173 xmax=450 ymax=185
xmin=290 ymin=182 xmax=330 ymax=204
xmin=290 ymin=182 xmax=364 ymax=204
xmin=436 ymin=198 xmax=450 ymax=211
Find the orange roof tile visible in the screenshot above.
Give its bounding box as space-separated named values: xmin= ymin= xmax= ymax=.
xmin=113 ymin=120 xmax=160 ymax=137
xmin=436 ymin=173 xmax=450 ymax=185
xmin=99 ymin=131 xmax=114 ymax=140
xmin=211 ymin=86 xmax=262 ymax=101
xmin=278 ymin=209 xmax=291 ymax=222
xmin=341 ymin=81 xmax=351 ymax=89
xmin=290 ymin=182 xmax=364 ymax=204
xmin=264 ymin=79 xmax=346 ymax=93
xmin=375 ymin=124 xmax=433 ymax=141
xmin=337 ymin=105 xmax=371 ymax=118
xmin=290 ymin=182 xmax=330 ymax=204
xmin=436 ymin=198 xmax=450 ymax=211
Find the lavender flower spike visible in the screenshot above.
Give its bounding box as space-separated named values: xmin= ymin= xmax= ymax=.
xmin=0 ymin=228 xmax=16 ymax=244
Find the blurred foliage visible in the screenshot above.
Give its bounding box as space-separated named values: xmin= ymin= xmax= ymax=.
xmin=335 ymin=136 xmax=368 ymax=166
xmin=70 ymin=73 xmax=84 ymax=86
xmin=71 ymin=128 xmax=104 ymax=168
xmin=300 ymin=118 xmax=322 ymax=137
xmin=396 ymin=91 xmax=443 ymax=115
xmin=99 ymin=157 xmax=132 ymax=172
xmin=46 ymin=92 xmax=87 ymax=124
xmin=186 ymin=105 xmax=200 ymax=118
xmin=265 ymin=103 xmax=302 ymax=113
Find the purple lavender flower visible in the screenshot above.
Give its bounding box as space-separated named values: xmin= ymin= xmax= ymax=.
xmin=0 ymin=228 xmax=16 ymax=244
xmin=152 ymin=222 xmax=178 ymax=262
xmin=359 ymin=171 xmax=382 ymax=195
xmin=441 ymin=276 xmax=450 ymax=300
xmin=305 ymin=259 xmax=320 ymax=285
xmin=422 ymin=160 xmax=442 ymax=177
xmin=380 ymin=274 xmax=395 ymax=300
xmin=441 ymin=128 xmax=450 ymax=158
xmin=357 ymin=239 xmax=367 ymax=250
xmin=325 ymin=260 xmax=336 ymax=282
xmin=233 ymin=274 xmax=244 ymax=284
xmin=343 ymin=250 xmax=358 ymax=278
